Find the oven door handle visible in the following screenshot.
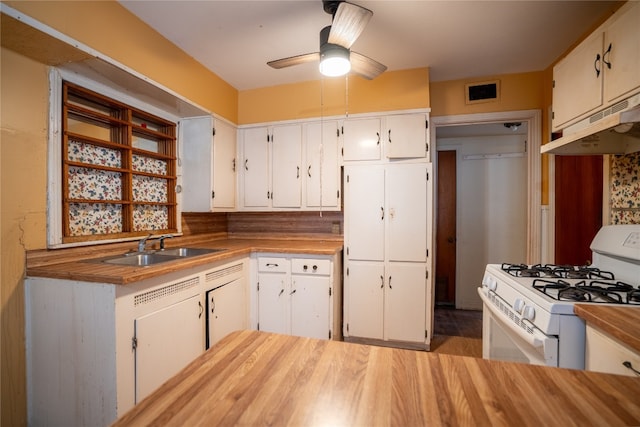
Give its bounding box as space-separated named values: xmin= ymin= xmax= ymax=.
xmin=478 ymin=288 xmax=546 ymax=349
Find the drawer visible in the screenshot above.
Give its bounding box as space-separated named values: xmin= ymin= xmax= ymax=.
xmin=586 ymin=326 xmax=640 ymax=377
xmin=257 ymin=257 xmax=288 ymax=273
xmin=291 ymin=258 xmax=331 ymax=275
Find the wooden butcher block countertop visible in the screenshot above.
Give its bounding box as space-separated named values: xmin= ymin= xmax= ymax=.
xmin=112 ymin=330 xmax=640 ymax=427
xmin=26 ymin=236 xmax=343 ymax=285
xmin=575 ymin=304 xmax=640 ymax=354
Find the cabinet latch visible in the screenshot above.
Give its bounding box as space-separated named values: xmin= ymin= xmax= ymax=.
xmin=132 ymin=336 xmax=137 ymax=351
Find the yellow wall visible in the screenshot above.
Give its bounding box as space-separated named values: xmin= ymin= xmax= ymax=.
xmin=1 ymin=47 xmax=49 ymax=426
xmin=430 ymin=71 xmax=552 ymax=204
xmin=4 ymin=0 xmax=238 ymax=123
xmin=238 ymin=68 xmax=430 ymax=124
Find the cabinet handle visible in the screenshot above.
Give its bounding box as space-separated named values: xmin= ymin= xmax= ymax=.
xmin=380 ymin=275 xmax=384 ymax=289
xmin=232 ymin=158 xmax=236 ymax=172
xmin=297 ymin=166 xmax=300 ymax=179
xmin=623 ymin=361 xmax=640 ymax=376
xmin=389 ymin=276 xmax=392 ymax=289
xmin=290 ymin=289 xmax=297 ymax=295
xmin=308 ymin=165 xmax=312 ymax=177
xmin=388 ymin=129 xmax=391 ymax=143
xmin=594 ymin=53 xmax=602 ymax=77
xmin=603 ymin=43 xmax=612 ymax=70
xmin=376 ymin=132 xmax=380 ymax=145
xmin=278 ymin=289 xmax=284 ymax=297
xmin=381 ymin=206 xmax=384 ymax=220
xmin=210 ymin=296 xmax=215 ymax=314
xmin=245 ymin=159 xmax=249 ymax=171
xmin=266 ymin=263 xmax=279 ymax=268
xmin=198 ymin=301 xmax=203 ymax=319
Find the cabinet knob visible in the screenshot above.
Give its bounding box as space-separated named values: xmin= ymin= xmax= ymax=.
xmin=313 ymin=265 xmax=318 ymax=271
xmin=303 ymin=265 xmax=308 ymax=271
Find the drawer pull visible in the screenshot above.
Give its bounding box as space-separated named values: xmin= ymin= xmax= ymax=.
xmin=266 ymin=263 xmax=279 ymax=268
xmin=622 ymin=361 xmax=640 ymax=376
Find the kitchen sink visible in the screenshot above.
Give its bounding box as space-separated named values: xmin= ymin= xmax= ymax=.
xmin=157 ymin=247 xmax=225 ymax=257
xmin=100 ymin=252 xmax=183 ymax=267
xmin=90 ymin=247 xmax=225 ymax=267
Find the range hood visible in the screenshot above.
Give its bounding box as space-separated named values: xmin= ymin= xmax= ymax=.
xmin=542 ymin=94 xmax=640 ymax=155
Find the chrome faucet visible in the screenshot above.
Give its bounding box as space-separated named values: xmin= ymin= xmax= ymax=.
xmin=158 ymin=234 xmax=174 ymax=250
xmin=138 ymin=234 xmax=153 ymax=252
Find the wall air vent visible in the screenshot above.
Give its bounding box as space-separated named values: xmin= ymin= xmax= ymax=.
xmin=465 ymin=80 xmax=500 ymax=104
xmin=134 ymin=276 xmax=200 ymax=306
xmin=205 ymin=264 xmax=243 ymax=282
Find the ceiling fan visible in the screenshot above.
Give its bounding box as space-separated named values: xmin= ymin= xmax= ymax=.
xmin=267 ymin=0 xmax=387 ymax=80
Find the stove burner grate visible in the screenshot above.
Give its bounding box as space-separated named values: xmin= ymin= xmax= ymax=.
xmin=501 ymin=263 xmax=616 ymax=280
xmin=532 ymin=278 xmax=640 ymax=304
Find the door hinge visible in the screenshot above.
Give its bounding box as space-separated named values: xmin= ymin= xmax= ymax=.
xmin=552 ymin=80 xmax=555 ymax=88
xmin=212 ymin=127 xmax=216 ymax=136
xmin=212 ymin=191 xmax=215 ymax=199
xmin=426 ymin=142 xmax=429 ymax=152
xmin=132 ymin=336 xmax=137 ymax=351
xmin=257 ymin=322 xmax=260 ymax=331
xmin=329 ymin=330 xmax=332 ymax=339
xmin=337 ymin=190 xmax=340 ymax=199
xmin=341 ymin=147 xmax=344 ymax=157
xmin=341 ymin=125 xmax=344 ymax=135
xmin=426 ymin=270 xmax=429 ymax=279
xmin=329 ymin=287 xmax=332 ymax=296
xmin=425 ymin=330 xmax=428 ymax=339
xmin=426 ymin=249 xmax=429 ymax=257
xmin=346 ymin=267 xmax=349 ymax=276
xmin=346 ymin=323 xmax=349 ymax=333
xmin=257 ymin=282 xmax=260 ymax=291
xmin=425 ymin=119 xmax=429 ymax=129
xmin=346 ymin=247 xmax=349 ymax=256
xmin=524 ymin=140 xmax=528 ymax=153
xmin=426 ymin=171 xmax=430 ymax=181
xmin=346 ymin=174 xmax=350 ymax=183
xmin=336 ymin=128 xmax=340 ymax=137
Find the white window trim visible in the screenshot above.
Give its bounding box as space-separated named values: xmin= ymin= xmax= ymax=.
xmin=47 ymin=68 xmax=183 ymax=248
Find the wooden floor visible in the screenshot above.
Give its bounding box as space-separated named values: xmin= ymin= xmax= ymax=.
xmin=430 ymin=307 xmax=483 ymax=358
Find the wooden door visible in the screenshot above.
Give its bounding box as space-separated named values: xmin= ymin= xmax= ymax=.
xmin=436 ymin=150 xmax=456 ymax=306
xmin=555 ymin=155 xmax=603 ymax=265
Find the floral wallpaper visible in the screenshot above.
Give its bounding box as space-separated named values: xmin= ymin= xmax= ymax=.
xmin=66 ymin=142 xmax=170 ymax=236
xmin=610 ymin=151 xmax=640 ymax=224
xmin=69 ymin=203 xmax=123 ymax=236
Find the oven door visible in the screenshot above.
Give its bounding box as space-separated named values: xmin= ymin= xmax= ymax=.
xmin=478 ymin=288 xmax=558 ymax=366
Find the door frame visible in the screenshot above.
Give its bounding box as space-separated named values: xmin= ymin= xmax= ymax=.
xmin=431 ymin=110 xmax=543 ymax=268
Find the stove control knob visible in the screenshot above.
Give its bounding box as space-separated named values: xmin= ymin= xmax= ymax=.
xmin=514 ymin=298 xmax=525 ymax=314
xmin=523 ymin=306 xmax=536 ymax=321
xmin=484 ymin=276 xmax=498 ymax=292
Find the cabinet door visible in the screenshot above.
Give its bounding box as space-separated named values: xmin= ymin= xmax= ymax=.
xmin=386 ymin=164 xmax=428 ymax=262
xmin=291 ymin=275 xmax=330 ymax=339
xmin=134 ymin=294 xmax=203 ymax=403
xmin=180 ymin=116 xmax=213 ymax=212
xmin=384 ymin=262 xmax=426 ymax=343
xmin=603 ymin=2 xmax=640 ymax=104
xmin=257 ymin=272 xmax=288 ymax=334
xmin=207 ymin=278 xmax=246 ymax=348
xmin=386 ymin=114 xmax=427 ymax=159
xmin=306 ymin=121 xmax=340 ymax=208
xmin=242 ymin=127 xmax=270 ymax=207
xmin=343 ymin=117 xmax=381 ymax=161
xmin=344 ymin=165 xmax=385 ymax=261
xmin=552 ymin=32 xmax=604 ymax=129
xmin=345 ymin=261 xmax=384 ymax=339
xmin=272 ymin=124 xmax=302 ymax=208
xmin=212 ymin=119 xmax=237 ymax=209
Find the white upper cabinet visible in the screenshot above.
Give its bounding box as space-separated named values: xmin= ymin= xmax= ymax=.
xmin=241 ymin=126 xmax=271 ymax=208
xmin=180 ymin=116 xmax=237 ymax=212
xmin=552 ymin=2 xmax=640 ymax=130
xmin=271 ymin=124 xmax=302 ymax=208
xmin=212 ymin=119 xmax=237 ymax=209
xmin=343 ymin=117 xmax=382 ymax=161
xmin=305 ymin=121 xmax=341 ymax=209
xmin=385 ymin=113 xmax=429 ymax=159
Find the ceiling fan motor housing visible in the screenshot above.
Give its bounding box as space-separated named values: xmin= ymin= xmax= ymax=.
xmin=323 ymin=0 xmax=343 ymax=16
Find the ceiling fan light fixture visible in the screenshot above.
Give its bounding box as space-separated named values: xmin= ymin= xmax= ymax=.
xmin=319 ymin=44 xmax=351 ymax=77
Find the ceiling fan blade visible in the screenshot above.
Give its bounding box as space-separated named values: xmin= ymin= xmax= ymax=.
xmin=267 ymin=52 xmax=320 ymax=69
xmin=328 ymin=2 xmax=372 ymax=49
xmin=350 ymin=51 xmax=387 ymax=80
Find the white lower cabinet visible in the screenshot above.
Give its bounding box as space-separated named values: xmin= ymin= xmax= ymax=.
xmin=134 ymin=293 xmax=203 ymax=402
xmin=25 ymin=258 xmax=248 ymax=427
xmin=255 ymin=253 xmax=341 ymax=340
xmin=206 ymin=277 xmax=247 ymax=348
xmin=585 ymin=325 xmax=640 ymax=377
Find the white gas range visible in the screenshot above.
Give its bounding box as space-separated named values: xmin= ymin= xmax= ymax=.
xmin=478 ymin=224 xmax=640 ymax=369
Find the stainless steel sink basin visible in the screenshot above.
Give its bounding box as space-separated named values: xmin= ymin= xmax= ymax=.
xmin=157 ymin=247 xmax=225 ymax=257
xmin=100 ymin=252 xmax=184 ymax=266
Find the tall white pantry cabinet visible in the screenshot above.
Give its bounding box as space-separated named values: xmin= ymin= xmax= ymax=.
xmin=342 ymin=110 xmax=433 ymax=350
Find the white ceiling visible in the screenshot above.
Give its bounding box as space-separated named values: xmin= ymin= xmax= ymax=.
xmin=119 ymin=0 xmax=617 ymax=91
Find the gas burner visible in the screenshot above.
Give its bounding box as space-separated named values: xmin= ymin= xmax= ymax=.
xmin=531 ymin=278 xmax=640 ymax=304
xmin=550 ymin=265 xmax=615 ymax=280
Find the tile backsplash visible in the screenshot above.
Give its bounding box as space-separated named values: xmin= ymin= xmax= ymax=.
xmin=610 ymin=151 xmax=640 ymax=224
